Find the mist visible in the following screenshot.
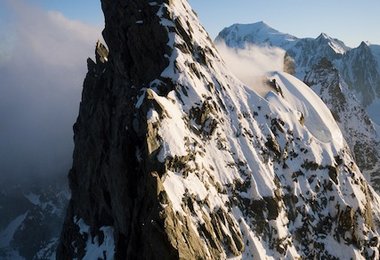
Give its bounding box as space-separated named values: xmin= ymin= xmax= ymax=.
xmin=215 ymin=42 xmax=286 ymax=96
xmin=0 ymin=1 xmax=102 ymax=183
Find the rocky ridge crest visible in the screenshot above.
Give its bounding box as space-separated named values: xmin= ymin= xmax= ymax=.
xmin=58 ymin=1 xmax=380 ymax=259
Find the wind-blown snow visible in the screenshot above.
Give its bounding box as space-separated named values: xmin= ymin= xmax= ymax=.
xmin=215 ymin=42 xmax=285 ymax=97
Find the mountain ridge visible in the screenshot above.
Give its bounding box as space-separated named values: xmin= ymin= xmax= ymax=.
xmin=57 ymin=2 xmax=380 ymax=259
xmin=304 ymin=58 xmax=380 ymax=190
xmin=216 ymin=21 xmax=380 ymax=110
xmin=217 ymin=21 xmax=380 ymax=193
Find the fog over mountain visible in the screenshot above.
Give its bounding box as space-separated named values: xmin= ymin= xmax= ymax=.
xmin=216 ymin=42 xmax=285 ymax=93
xmin=0 ymin=2 xmax=101 ymax=257
xmin=0 ymin=0 xmax=101 ymax=182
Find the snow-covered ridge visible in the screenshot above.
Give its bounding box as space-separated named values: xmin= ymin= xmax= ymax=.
xmin=268 ymin=72 xmax=343 ymax=146
xmin=142 ymin=1 xmax=380 ymax=258
xmin=59 ymin=0 xmax=380 ymax=259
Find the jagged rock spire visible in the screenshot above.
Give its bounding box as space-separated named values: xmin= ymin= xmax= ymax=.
xmin=100 ymin=0 xmax=171 ymax=86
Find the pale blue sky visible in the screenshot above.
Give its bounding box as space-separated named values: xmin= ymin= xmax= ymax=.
xmin=1 ymin=0 xmax=380 ymax=47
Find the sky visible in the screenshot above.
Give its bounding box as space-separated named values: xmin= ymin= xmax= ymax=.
xmin=0 ymin=0 xmax=101 ymax=182
xmin=1 ymin=0 xmax=379 ymax=47
xmin=190 ymin=0 xmax=380 ymax=47
xmin=0 ymin=0 xmax=379 ymax=181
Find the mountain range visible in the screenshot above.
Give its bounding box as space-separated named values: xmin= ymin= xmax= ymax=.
xmin=216 ymin=21 xmax=380 ymax=193
xmin=216 ymin=21 xmax=380 ymax=116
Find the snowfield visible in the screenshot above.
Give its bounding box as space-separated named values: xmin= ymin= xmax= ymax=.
xmin=267 ymin=71 xmax=344 ymax=146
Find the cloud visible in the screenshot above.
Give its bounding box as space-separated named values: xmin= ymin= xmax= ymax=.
xmin=0 ymin=0 xmax=102 ymax=181
xmin=215 ymin=42 xmax=285 ymax=96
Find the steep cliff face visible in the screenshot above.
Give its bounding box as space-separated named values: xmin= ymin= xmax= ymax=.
xmin=58 ymin=1 xmax=380 ymax=259
xmin=305 ymin=58 xmax=380 ymax=191
xmin=341 ymin=42 xmax=380 ymax=106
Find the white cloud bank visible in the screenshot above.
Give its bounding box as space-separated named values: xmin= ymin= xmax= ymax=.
xmin=0 ymin=0 xmax=102 ymax=181
xmin=216 ymin=42 xmax=286 ymax=96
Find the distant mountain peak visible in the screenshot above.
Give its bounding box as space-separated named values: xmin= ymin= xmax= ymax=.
xmin=216 ymin=21 xmax=298 ymax=49
xmin=248 ymin=20 xmax=271 ymax=29
xmin=314 ymin=33 xmax=349 ymax=54
xmin=256 ymin=20 xmax=267 ymax=25
xmin=359 ymin=40 xmax=370 ymax=49
xmin=316 ymin=32 xmax=331 ymax=41
xmin=228 ymin=21 xmax=278 ymax=34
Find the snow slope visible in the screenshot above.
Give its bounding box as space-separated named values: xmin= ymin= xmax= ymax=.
xmin=0 ymin=181 xmax=68 ymax=260
xmin=267 ymin=72 xmax=343 ymax=146
xmin=143 ymin=2 xmax=380 ymax=258
xmin=61 ymin=1 xmax=380 ymax=259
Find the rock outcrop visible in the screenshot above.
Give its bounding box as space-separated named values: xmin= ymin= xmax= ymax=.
xmin=58 ymin=1 xmax=380 ymax=259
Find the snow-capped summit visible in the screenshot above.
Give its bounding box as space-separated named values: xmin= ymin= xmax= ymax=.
xmin=317 ymin=32 xmax=329 ymax=39
xmin=315 ymin=32 xmax=350 ymax=55
xmin=361 ymin=41 xmax=370 ymax=47
xmin=215 ymin=21 xmax=298 ymax=49
xmin=57 ymin=1 xmax=380 ymax=259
